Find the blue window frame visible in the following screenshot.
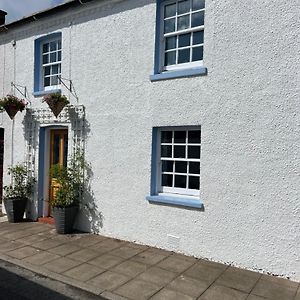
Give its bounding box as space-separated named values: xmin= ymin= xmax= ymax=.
xmin=33 ymin=32 xmax=62 ymax=97
xmin=150 ymin=0 xmax=207 ymax=81
xmin=146 ymin=126 xmax=204 ymax=209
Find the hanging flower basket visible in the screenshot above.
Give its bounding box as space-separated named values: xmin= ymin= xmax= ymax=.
xmin=43 ymin=93 xmax=70 ymax=118
xmin=0 ymin=95 xmax=27 ymax=120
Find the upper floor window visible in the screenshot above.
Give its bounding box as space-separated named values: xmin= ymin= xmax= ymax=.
xmin=162 ymin=0 xmax=205 ymax=71
xmin=41 ymin=38 xmax=61 ymax=90
xmin=33 ymin=32 xmax=62 ymax=96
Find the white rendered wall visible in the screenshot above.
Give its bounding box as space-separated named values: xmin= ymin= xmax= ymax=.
xmin=0 ymin=0 xmax=299 ymax=280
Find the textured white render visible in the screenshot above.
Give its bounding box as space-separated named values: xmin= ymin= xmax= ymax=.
xmin=0 ymin=0 xmax=299 ymax=280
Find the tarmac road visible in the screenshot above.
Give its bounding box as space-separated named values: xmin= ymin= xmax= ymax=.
xmin=0 ymin=259 xmax=106 ymax=300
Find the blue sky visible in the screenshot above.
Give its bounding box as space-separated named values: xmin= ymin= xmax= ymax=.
xmin=0 ymin=0 xmax=70 ymax=24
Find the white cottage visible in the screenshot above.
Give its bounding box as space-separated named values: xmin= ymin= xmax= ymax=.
xmin=0 ymin=0 xmax=299 ymax=281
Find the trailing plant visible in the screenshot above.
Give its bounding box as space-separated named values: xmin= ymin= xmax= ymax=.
xmin=3 ymin=164 xmax=35 ymax=199
xmin=43 ymin=93 xmax=69 ymax=106
xmin=0 ymin=95 xmax=27 ymax=112
xmin=49 ymin=154 xmax=85 ymax=208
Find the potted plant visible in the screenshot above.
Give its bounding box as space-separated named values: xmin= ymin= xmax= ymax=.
xmin=3 ymin=164 xmax=35 ymax=223
xmin=43 ymin=93 xmax=70 ymax=118
xmin=0 ymin=95 xmax=27 ymax=119
xmin=49 ymin=155 xmax=84 ymax=234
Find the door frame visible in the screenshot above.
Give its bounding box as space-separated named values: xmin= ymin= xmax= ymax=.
xmin=38 ymin=125 xmax=69 ymax=217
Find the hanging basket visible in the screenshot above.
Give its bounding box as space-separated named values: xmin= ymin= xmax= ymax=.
xmin=47 ymin=101 xmax=67 ymax=118
xmin=4 ymin=104 xmax=19 ymax=120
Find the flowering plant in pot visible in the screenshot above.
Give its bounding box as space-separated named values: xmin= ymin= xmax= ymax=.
xmin=0 ymin=95 xmax=27 ymax=119
xmin=49 ymin=154 xmax=85 ymax=234
xmin=3 ymin=164 xmax=35 ymax=223
xmin=43 ymin=93 xmax=69 ymax=118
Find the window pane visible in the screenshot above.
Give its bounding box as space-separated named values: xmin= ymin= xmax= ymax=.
xmin=188 ymin=130 xmax=201 ymax=143
xmin=162 ymin=160 xmax=173 ymax=172
xmin=192 ymin=0 xmax=205 ymax=10
xmin=165 ymin=36 xmax=177 ymax=50
xmin=175 ymin=175 xmax=186 ymax=188
xmin=178 ymin=48 xmax=190 ymax=64
xmin=193 ymin=31 xmax=204 ymax=44
xmin=165 ymin=51 xmax=176 ymax=66
xmin=192 ymin=46 xmax=203 ymax=61
xmin=174 ymin=131 xmax=186 ymax=143
xmin=189 ymin=176 xmax=199 ymax=189
xmin=162 ymin=174 xmax=173 ymax=187
xmin=50 ymin=52 xmax=57 ymax=63
xmin=58 ymin=51 xmax=62 ymax=61
xmin=188 ymin=146 xmax=200 ymax=158
xmin=191 ymin=11 xmax=204 ymax=27
xmin=161 ymin=145 xmax=172 ymax=157
xmin=164 ymin=3 xmax=176 ymax=18
xmin=175 ymin=161 xmax=187 ymax=173
xmin=50 ymin=41 xmax=57 ymax=51
xmin=58 ymin=40 xmax=62 ymax=50
xmin=177 ymin=15 xmax=190 ymax=30
xmin=161 ymin=131 xmax=172 ymax=143
xmin=42 ymin=43 xmax=49 ymax=53
xmin=178 ymin=33 xmax=191 ymax=48
xmin=51 ymin=75 xmax=58 ymax=85
xmin=174 ymin=146 xmax=185 ymax=158
xmin=44 ymin=77 xmax=50 ymax=87
xmin=52 ymin=64 xmax=59 ymax=75
xmin=178 ymin=0 xmax=190 ymax=14
xmin=164 ymin=18 xmax=176 ymax=33
xmin=189 ymin=162 xmax=200 ymax=174
xmin=44 ymin=66 xmax=51 ymax=76
xmin=43 ymin=54 xmax=49 ymax=64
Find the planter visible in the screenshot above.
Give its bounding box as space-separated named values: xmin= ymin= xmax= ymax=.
xmin=3 ymin=197 xmax=28 ymax=223
xmin=47 ymin=101 xmax=67 ymax=118
xmin=4 ymin=104 xmax=19 ymax=120
xmin=52 ymin=205 xmax=78 ymax=234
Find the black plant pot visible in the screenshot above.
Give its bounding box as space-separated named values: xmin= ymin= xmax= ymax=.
xmin=3 ymin=197 xmax=28 ymax=223
xmin=52 ymin=206 xmax=78 ymax=234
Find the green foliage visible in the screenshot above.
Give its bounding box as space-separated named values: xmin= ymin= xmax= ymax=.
xmin=3 ymin=164 xmax=35 ymax=199
xmin=43 ymin=93 xmax=69 ymax=105
xmin=49 ymin=154 xmax=85 ymax=208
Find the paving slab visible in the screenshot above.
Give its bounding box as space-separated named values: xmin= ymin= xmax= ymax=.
xmin=0 ymin=240 xmax=25 ymax=252
xmin=109 ymin=246 xmax=144 ymax=259
xmin=136 ymin=266 xmax=177 ymax=285
xmin=183 ymin=259 xmax=227 ymax=284
xmin=90 ymin=240 xmax=125 ymax=254
xmin=69 ymin=234 xmax=106 ymax=247
xmin=198 ymin=284 xmax=248 ymax=300
xmin=88 ymin=253 xmax=125 ymax=269
xmin=87 ymin=270 xmax=130 ymax=291
xmin=63 ymin=263 xmax=105 ymax=282
xmin=295 ymin=286 xmax=300 ymax=300
xmin=215 ymin=265 xmax=261 ymax=293
xmin=150 ymin=288 xmax=194 ymax=300
xmin=114 ymin=279 xmax=162 ymax=300
xmin=48 ymin=243 xmax=82 ymax=256
xmin=15 ymin=233 xmax=50 ymax=245
xmin=43 ymin=256 xmax=82 ymax=274
xmin=23 ymin=251 xmax=60 ymax=266
xmin=111 ymin=260 xmax=148 ymax=277
xmin=33 ymin=239 xmax=65 ymax=250
xmin=6 ymin=246 xmax=41 ymax=259
xmin=157 ymin=255 xmax=195 ymax=273
xmin=167 ymin=274 xmax=209 ymax=298
xmin=131 ymin=248 xmax=168 ymax=265
xmin=251 ymin=275 xmax=299 ymax=300
xmin=66 ymin=248 xmax=100 ymax=262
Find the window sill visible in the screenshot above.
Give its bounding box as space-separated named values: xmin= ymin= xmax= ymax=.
xmin=150 ymin=67 xmax=207 ymax=82
xmin=146 ymin=195 xmax=203 ymax=209
xmin=32 ymin=89 xmax=61 ymax=97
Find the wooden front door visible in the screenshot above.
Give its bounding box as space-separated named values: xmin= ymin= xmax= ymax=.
xmin=49 ymin=129 xmax=68 ymax=215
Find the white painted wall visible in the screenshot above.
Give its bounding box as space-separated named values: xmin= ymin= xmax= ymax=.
xmin=0 ymin=0 xmax=299 ymax=281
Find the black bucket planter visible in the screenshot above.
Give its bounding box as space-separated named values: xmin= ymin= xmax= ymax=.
xmin=3 ymin=197 xmax=28 ymax=223
xmin=53 ymin=206 xmax=78 ymax=234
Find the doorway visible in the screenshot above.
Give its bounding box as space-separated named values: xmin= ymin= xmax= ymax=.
xmin=48 ymin=129 xmax=68 ymax=215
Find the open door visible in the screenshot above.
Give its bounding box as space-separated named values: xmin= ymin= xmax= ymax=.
xmin=49 ymin=129 xmax=68 ymax=216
